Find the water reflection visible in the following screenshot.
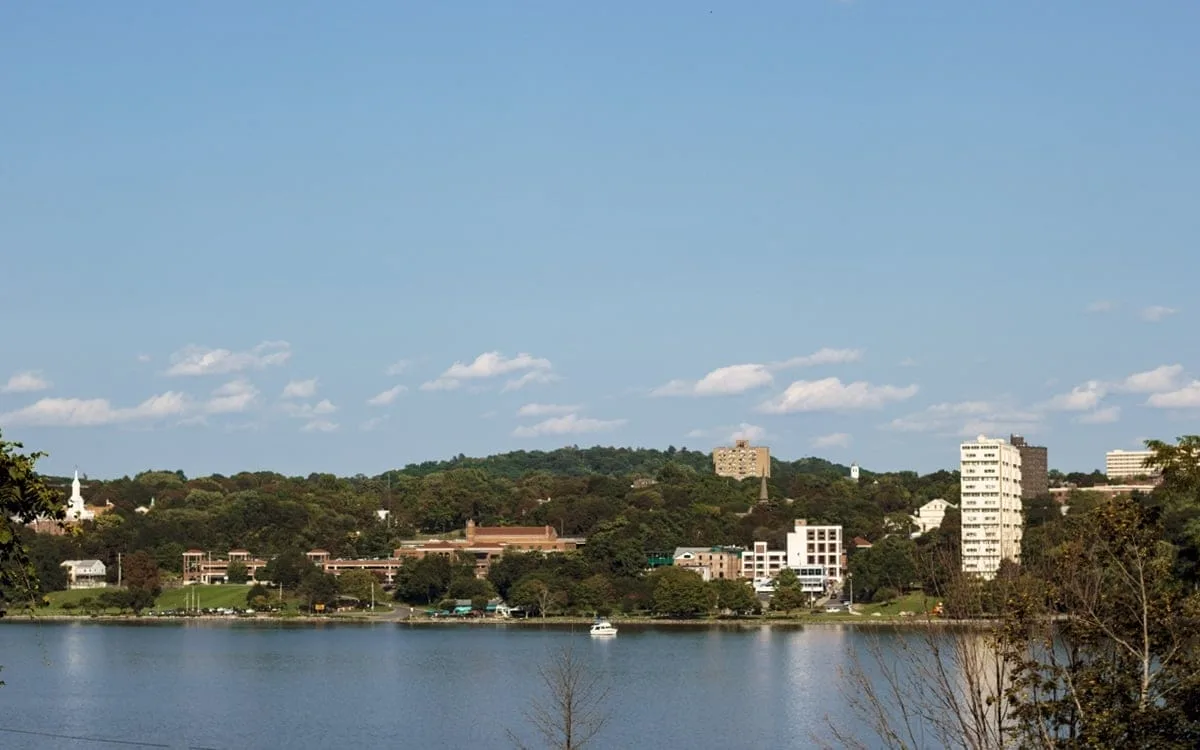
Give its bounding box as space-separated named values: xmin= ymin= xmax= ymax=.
xmin=0 ymin=621 xmax=975 ymax=749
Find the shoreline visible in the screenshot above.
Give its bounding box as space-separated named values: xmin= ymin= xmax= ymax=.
xmin=1 ymin=613 xmax=996 ymax=629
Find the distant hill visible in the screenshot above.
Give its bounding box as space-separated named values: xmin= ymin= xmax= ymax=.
xmin=393 ymin=445 xmax=852 ymax=481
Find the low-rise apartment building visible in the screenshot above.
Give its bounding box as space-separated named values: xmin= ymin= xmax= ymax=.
xmin=741 ymin=541 xmax=787 ymax=582
xmin=673 ymin=546 xmax=743 ymax=581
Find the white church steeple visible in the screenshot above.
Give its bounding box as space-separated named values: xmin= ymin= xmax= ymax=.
xmin=67 ymin=468 xmax=94 ymax=522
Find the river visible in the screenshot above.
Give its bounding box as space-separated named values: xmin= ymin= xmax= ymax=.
xmin=0 ymin=620 xmax=935 ymax=749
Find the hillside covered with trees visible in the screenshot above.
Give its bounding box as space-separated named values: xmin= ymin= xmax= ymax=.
xmin=14 ymin=445 xmax=946 ymax=594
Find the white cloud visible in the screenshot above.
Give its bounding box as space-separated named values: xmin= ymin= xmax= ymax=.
xmin=1044 ymin=381 xmax=1107 ymax=411
xmin=166 ymin=341 xmax=291 ymax=376
xmin=282 ymin=399 xmax=337 ymax=418
xmin=652 ymin=348 xmax=863 ymax=397
xmin=1119 ymin=364 xmax=1183 ymax=394
xmin=422 ymin=351 xmax=553 ymax=391
xmin=1140 ymin=305 xmax=1178 ymax=322
xmin=360 ymin=416 xmax=388 ymax=431
xmin=1085 ymin=300 xmax=1114 ymax=313
xmin=653 ymin=364 xmax=773 ymax=397
xmin=136 ymin=354 xmax=152 ymax=363
xmin=281 ymin=378 xmax=318 ymax=399
xmin=1 ymin=371 xmax=51 ymax=393
xmin=885 ymin=401 xmax=1041 ymax=436
xmin=774 ymin=348 xmax=864 ymax=369
xmin=1147 ymin=381 xmax=1200 ymax=409
xmin=1077 ymin=406 xmax=1121 ymax=424
xmin=367 ymin=385 xmax=407 ymax=406
xmin=0 ymin=391 xmax=188 ymax=427
xmin=517 ymin=403 xmax=581 ymax=417
xmin=445 ymin=351 xmax=551 ymax=379
xmin=419 ymin=378 xmax=461 ymax=392
xmin=207 ymin=379 xmax=259 ymax=414
xmin=301 ymin=419 xmax=339 ymax=433
xmin=502 ymin=370 xmax=560 ymax=392
xmin=813 ymin=432 xmax=852 ymax=449
xmin=758 ymin=378 xmax=918 ymax=414
xmin=899 ymin=357 xmax=918 ymax=367
xmin=513 ymin=413 xmax=626 ymax=438
xmin=385 ymin=360 xmax=411 ymax=376
xmin=730 ymin=423 xmax=767 ymax=442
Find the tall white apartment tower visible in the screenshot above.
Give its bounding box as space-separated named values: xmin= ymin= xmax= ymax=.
xmin=960 ymin=435 xmax=1023 ymax=580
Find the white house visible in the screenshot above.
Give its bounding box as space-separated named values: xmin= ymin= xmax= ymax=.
xmin=61 ymin=559 xmax=107 ymax=589
xmin=911 ymin=498 xmax=957 ymax=537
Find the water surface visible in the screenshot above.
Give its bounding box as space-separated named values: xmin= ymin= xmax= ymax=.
xmin=0 ymin=620 xmax=910 ymax=749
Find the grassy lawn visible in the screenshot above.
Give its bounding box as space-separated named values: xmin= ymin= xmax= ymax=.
xmin=811 ymin=591 xmax=939 ymax=620
xmin=36 ymin=588 xmax=114 ymax=614
xmin=855 ymin=591 xmax=937 ymax=617
xmin=155 ymin=584 xmax=256 ymax=611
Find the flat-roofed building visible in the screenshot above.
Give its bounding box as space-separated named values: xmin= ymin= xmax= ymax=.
xmin=741 ymin=541 xmax=787 ymax=582
xmin=960 ymin=435 xmax=1023 ymax=580
xmin=673 ymin=546 xmax=743 ymax=581
xmin=785 ymin=519 xmax=844 ymax=589
xmin=713 ymin=439 xmax=770 ymax=480
xmin=1105 ymin=449 xmax=1160 ymax=480
xmin=1010 ymin=435 xmax=1048 ymax=499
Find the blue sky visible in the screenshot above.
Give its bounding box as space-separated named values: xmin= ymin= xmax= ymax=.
xmin=2 ymin=1 xmax=1198 ymax=478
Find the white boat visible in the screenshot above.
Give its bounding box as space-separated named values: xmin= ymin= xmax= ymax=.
xmin=589 ymin=618 xmax=618 ymax=637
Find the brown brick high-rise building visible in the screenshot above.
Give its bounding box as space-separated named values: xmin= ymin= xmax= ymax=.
xmin=1010 ymin=434 xmax=1048 ymax=499
xmin=712 ymin=439 xmax=771 ymax=481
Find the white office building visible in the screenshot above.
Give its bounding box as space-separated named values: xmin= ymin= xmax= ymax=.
xmin=741 ymin=541 xmax=787 ymax=583
xmin=960 ymin=435 xmax=1023 ymax=579
xmin=785 ymin=519 xmax=843 ymax=589
xmin=1105 ymin=449 xmax=1159 ymax=480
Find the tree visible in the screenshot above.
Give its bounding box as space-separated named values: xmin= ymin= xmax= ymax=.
xmin=711 ymin=578 xmax=758 ymax=615
xmin=1000 ymin=495 xmax=1200 ymax=747
xmin=298 ymin=568 xmax=338 ymax=611
xmin=97 ymin=589 xmax=132 ymax=613
xmin=261 ymin=550 xmax=314 ymax=590
xmin=226 ymin=560 xmax=249 ymax=584
xmin=246 ymin=583 xmax=271 ymax=610
xmin=448 ymin=575 xmax=495 ymax=601
xmin=770 ymin=586 xmax=806 ymax=615
xmin=122 ymin=551 xmax=162 ymax=597
xmin=510 ymin=575 xmax=555 ymax=618
xmin=509 ymin=645 xmax=611 ymax=750
xmin=571 ymin=574 xmax=616 ymax=614
xmin=651 ymin=567 xmax=713 ymax=617
xmin=337 ymin=569 xmax=382 ymax=604
xmin=393 ymin=555 xmax=453 ymax=604
xmin=0 ymin=434 xmax=64 ymax=608
xmin=832 ymin=494 xmax=1200 ymax=749
xmin=848 ymin=536 xmax=918 ymax=602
